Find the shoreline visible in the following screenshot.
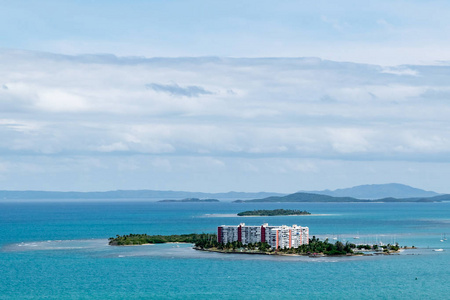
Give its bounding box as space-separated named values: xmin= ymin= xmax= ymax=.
xmin=110 ymin=242 xmax=190 ymax=246
xmin=201 ymin=213 xmax=333 ymax=218
xmin=193 ymin=247 xmax=401 ymax=257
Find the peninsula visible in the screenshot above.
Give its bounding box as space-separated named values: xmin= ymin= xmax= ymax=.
xmin=108 ymin=233 xmax=216 ymax=245
xmin=237 ymin=209 xmax=311 ymax=216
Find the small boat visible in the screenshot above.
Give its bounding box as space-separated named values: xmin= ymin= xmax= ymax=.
xmin=433 ymin=249 xmax=444 ymax=252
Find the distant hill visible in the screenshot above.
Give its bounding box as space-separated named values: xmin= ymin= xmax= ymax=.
xmin=0 ymin=190 xmax=284 ymax=201
xmin=158 ymin=198 xmax=219 ymax=203
xmin=234 ymin=192 xmax=364 ymax=203
xmin=305 ymin=183 xmax=440 ymax=199
xmin=234 ymin=192 xmax=449 ymax=203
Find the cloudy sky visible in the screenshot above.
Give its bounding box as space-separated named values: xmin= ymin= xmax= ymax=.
xmin=1 ymin=1 xmax=450 ymax=193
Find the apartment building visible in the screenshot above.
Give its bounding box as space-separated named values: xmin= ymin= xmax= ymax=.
xmin=217 ymin=223 xmax=309 ymax=249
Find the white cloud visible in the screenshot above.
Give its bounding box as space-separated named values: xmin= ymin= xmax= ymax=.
xmin=320 ymin=15 xmax=348 ymax=32
xmin=328 ymin=128 xmax=372 ymax=154
xmin=36 ymin=89 xmax=89 ymax=112
xmin=1 ymin=50 xmax=450 ymax=191
xmin=381 ymin=67 xmax=419 ymax=76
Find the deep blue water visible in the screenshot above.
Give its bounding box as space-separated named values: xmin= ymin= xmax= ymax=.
xmin=0 ymin=201 xmax=449 ymax=299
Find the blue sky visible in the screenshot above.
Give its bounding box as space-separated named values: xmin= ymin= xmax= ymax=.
xmin=1 ymin=1 xmax=450 ymax=193
xmin=2 ymin=1 xmax=450 ymax=64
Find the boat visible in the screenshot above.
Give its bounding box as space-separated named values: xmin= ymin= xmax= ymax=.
xmin=433 ymin=249 xmax=444 ymax=252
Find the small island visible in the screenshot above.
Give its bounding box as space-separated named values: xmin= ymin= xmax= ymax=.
xmin=158 ymin=198 xmax=220 ymax=203
xmin=109 ymin=233 xmax=406 ymax=256
xmin=197 ymin=236 xmax=404 ymax=256
xmin=237 ymin=209 xmax=311 ymax=216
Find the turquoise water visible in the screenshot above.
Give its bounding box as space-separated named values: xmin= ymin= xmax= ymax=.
xmin=1 ymin=201 xmax=449 ymax=299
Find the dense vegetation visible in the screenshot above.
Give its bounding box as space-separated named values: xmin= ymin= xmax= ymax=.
xmin=200 ymin=236 xmax=402 ymax=255
xmin=286 ymin=237 xmax=400 ymax=255
xmin=109 ymin=233 xmax=218 ymax=246
xmin=237 ymin=209 xmax=311 ymax=216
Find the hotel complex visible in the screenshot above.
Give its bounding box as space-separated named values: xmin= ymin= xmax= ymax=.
xmin=218 ymin=223 xmax=309 ymax=249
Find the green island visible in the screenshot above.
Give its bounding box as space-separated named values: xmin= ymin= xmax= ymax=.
xmin=237 ymin=209 xmax=311 ymax=216
xmin=109 ymin=233 xmax=407 ymax=256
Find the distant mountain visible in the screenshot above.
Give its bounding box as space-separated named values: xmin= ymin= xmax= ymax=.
xmin=234 ymin=192 xmax=364 ymax=203
xmin=305 ymin=183 xmax=440 ymax=199
xmin=0 ymin=190 xmax=285 ymax=201
xmin=234 ymin=192 xmax=449 ymax=203
xmin=158 ymin=198 xmax=219 ymax=203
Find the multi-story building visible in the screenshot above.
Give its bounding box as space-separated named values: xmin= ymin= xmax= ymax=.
xmin=217 ymin=223 xmax=309 ymax=249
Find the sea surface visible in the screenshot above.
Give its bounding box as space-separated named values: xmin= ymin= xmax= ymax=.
xmin=0 ymin=201 xmax=449 ymax=299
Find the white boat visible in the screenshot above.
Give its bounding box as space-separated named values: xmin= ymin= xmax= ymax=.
xmin=433 ymin=249 xmax=444 ymax=252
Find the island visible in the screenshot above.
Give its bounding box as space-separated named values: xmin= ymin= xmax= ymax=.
xmin=109 ymin=233 xmax=406 ymax=256
xmin=158 ymin=198 xmax=220 ymax=203
xmin=197 ymin=236 xmax=404 ymax=256
xmin=233 ymin=192 xmax=450 ymax=203
xmin=237 ymin=209 xmax=311 ymax=216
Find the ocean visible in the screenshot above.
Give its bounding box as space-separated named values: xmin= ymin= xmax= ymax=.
xmin=0 ymin=201 xmax=449 ymax=299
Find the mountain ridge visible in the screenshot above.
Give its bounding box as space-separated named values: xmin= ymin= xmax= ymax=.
xmin=0 ymin=184 xmax=444 ymax=202
xmin=233 ymin=192 xmax=450 ymax=203
xmin=0 ymin=190 xmax=285 ymax=201
xmin=304 ymin=183 xmax=439 ymax=199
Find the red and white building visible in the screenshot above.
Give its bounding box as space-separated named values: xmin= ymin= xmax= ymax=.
xmin=217 ymin=223 xmax=309 ymax=249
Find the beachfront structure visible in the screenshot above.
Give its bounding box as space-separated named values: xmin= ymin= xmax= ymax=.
xmin=217 ymin=223 xmax=309 ymax=249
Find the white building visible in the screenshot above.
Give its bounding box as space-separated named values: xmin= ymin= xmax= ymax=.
xmin=218 ymin=223 xmax=309 ymax=249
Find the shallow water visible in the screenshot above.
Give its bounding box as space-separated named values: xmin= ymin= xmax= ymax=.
xmin=0 ymin=201 xmax=449 ymax=299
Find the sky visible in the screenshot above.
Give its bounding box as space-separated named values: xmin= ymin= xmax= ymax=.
xmin=1 ymin=1 xmax=450 ymax=193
